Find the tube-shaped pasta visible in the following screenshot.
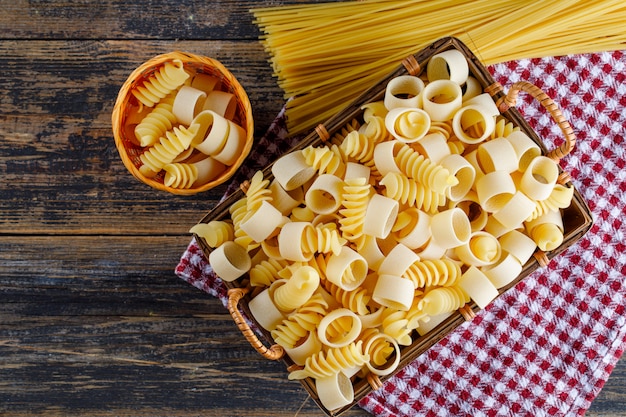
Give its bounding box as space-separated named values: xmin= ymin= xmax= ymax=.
xmin=384 ymin=75 xmax=424 ymax=110
xmin=440 ymin=153 xmax=475 ymax=202
xmin=458 ymin=266 xmax=498 ymax=309
xmin=429 ymin=207 xmax=471 ymax=249
xmin=392 ymin=207 xmax=431 ymax=250
xmin=363 ymin=193 xmax=400 ymax=238
xmin=272 ymin=151 xmax=317 ymax=191
xmin=378 ymin=243 xmax=420 ymax=277
xmin=269 ymin=179 xmax=303 ymax=215
xmin=455 ymin=231 xmax=501 ymax=267
xmin=492 ymin=190 xmax=536 ymax=230
xmin=427 ymin=49 xmax=469 ymax=85
xmin=413 ymin=132 xmax=451 ymax=165
xmin=506 ymin=130 xmax=541 ymax=172
xmin=240 ymin=200 xmax=284 ymax=243
xmin=325 ymin=246 xmax=369 ymax=291
xmin=475 ymin=171 xmax=516 ymax=213
xmin=248 ymin=287 xmax=285 ymax=331
xmin=202 ymin=90 xmax=237 ymax=120
xmin=498 ymin=229 xmax=537 ymax=265
xmin=317 ymin=308 xmax=362 ymax=348
xmin=209 ymin=241 xmax=251 ymax=282
xmin=361 ymin=328 xmax=401 ymax=377
xmin=316 ymin=373 xmax=355 ymax=411
xmin=372 ymin=274 xmax=415 ymax=311
xmin=463 ymin=93 xmax=500 ymax=117
xmin=305 ymin=174 xmax=344 ymax=215
xmin=482 ymin=252 xmax=523 ymax=289
xmin=477 ymin=137 xmax=519 ymax=173
xmin=520 ymin=155 xmax=559 ymax=201
xmin=452 ymin=104 xmax=497 ymax=144
xmin=192 ymin=110 xmax=230 ymax=156
xmin=421 ymin=79 xmax=462 ymax=122
xmin=172 ymin=85 xmax=207 ymax=126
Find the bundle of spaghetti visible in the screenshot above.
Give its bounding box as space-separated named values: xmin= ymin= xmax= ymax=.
xmin=252 ymin=0 xmax=626 ymax=135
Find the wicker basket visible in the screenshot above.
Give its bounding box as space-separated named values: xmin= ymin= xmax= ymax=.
xmin=193 ymin=37 xmax=593 ymax=416
xmin=112 ymin=51 xmax=254 ymax=195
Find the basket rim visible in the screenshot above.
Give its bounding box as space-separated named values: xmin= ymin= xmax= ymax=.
xmin=111 ymin=50 xmax=255 ymax=195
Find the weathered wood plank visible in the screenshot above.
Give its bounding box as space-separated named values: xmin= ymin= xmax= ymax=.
xmin=0 ymin=235 xmax=372 ymax=417
xmin=0 ymin=39 xmax=287 ymax=235
xmin=1 ymin=0 xmax=344 ymax=41
xmin=1 ymin=0 xmax=262 ymax=40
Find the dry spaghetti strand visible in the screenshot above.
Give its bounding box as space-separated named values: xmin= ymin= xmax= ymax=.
xmin=252 ymin=0 xmax=626 ymax=135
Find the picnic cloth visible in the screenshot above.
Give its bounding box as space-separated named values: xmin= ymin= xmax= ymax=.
xmin=175 ymin=50 xmax=626 ymax=416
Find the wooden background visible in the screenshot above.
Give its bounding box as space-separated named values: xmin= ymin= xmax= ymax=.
xmin=0 ymin=1 xmax=623 ymax=416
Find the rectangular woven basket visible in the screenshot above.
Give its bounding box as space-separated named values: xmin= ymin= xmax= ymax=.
xmin=193 ymin=37 xmax=593 ymax=416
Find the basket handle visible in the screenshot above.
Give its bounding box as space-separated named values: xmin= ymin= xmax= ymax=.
xmin=227 ymin=287 xmax=285 ymax=361
xmin=496 ymin=81 xmax=576 ymax=162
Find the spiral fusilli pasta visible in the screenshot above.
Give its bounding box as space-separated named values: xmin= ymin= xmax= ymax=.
xmin=418 ymin=286 xmax=469 ymax=316
xmin=134 ymin=96 xmax=177 ymax=147
xmin=139 ymin=124 xmax=199 ymax=177
xmin=288 ymin=341 xmax=369 ymax=380
xmin=338 ymin=177 xmax=371 ymax=249
xmin=404 ymin=258 xmax=462 ymax=289
xmin=379 ymin=172 xmax=445 ymax=213
xmin=271 ymin=292 xmax=329 ymax=349
xmin=302 ymin=144 xmax=346 ymax=177
xmin=245 ymin=171 xmax=273 ymax=212
xmin=249 ymin=257 xmax=291 ymax=287
xmin=132 ymin=59 xmax=190 ymax=108
xmin=393 ymin=141 xmax=458 ymax=194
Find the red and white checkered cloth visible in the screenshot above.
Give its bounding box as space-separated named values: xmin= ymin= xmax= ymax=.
xmin=176 ymin=50 xmax=626 ymax=416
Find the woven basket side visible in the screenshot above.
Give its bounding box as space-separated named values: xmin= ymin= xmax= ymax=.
xmin=112 ymin=51 xmax=254 ymax=195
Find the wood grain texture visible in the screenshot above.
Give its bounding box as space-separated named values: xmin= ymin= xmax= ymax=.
xmin=0 ymin=39 xmax=283 ymax=235
xmin=0 ymin=0 xmax=623 ymax=416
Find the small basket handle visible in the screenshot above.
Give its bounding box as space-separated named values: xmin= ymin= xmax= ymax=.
xmin=497 ymin=81 xmax=576 ymax=162
xmin=227 ymin=287 xmax=285 ymax=361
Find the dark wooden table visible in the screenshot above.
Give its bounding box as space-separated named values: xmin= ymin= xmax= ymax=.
xmin=0 ymin=1 xmax=623 ymax=416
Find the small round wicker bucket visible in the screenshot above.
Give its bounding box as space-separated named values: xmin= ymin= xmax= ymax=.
xmin=111 ymin=51 xmax=254 ymax=195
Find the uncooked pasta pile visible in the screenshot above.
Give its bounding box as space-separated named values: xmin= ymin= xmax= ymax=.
xmin=252 ymin=0 xmax=626 ymax=135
